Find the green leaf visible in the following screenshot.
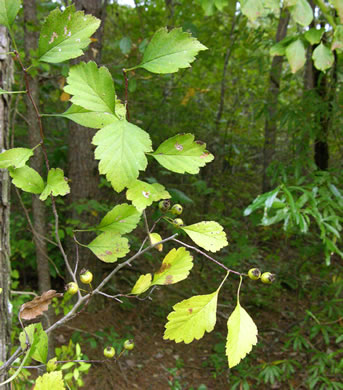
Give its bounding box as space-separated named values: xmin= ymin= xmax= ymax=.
xmin=9 ymin=166 xmax=45 ymax=194
xmin=35 ymin=371 xmax=65 ymax=390
xmin=331 ymin=0 xmax=343 ymax=23
xmin=134 ymin=27 xmax=207 ymax=74
xmin=126 ymin=180 xmax=171 ymax=211
xmin=0 ymin=147 xmax=33 ymax=169
xmin=19 ymin=323 xmax=48 ymax=364
xmin=87 ymin=232 xmax=129 ymax=263
xmin=286 ymin=39 xmax=306 ymax=73
xmin=164 ymin=290 xmax=219 ymax=343
xmin=199 ymin=0 xmax=228 ymax=15
xmin=151 ymin=134 xmax=213 ymax=174
xmin=152 ymin=247 xmax=194 ymax=286
xmin=92 ymin=120 xmax=152 ymax=192
xmin=119 ymin=37 xmax=132 ymax=54
xmin=244 ymin=188 xmax=279 ymax=216
xmin=182 ymin=221 xmax=228 ymax=253
xmin=312 ymin=43 xmax=334 ymax=72
xmin=0 ymin=0 xmax=20 ymax=27
xmin=240 ymin=0 xmax=264 ymax=22
xmin=38 ymin=5 xmax=100 ymax=63
xmin=55 ymin=105 xmax=117 ymax=129
xmin=96 ymin=203 xmax=141 ymax=234
xmin=64 ymin=61 xmax=116 ymax=114
xmin=131 ymin=273 xmax=152 ymax=295
xmin=289 ymin=0 xmax=313 ymax=26
xmin=304 ymin=28 xmax=324 ymax=45
xmin=226 ymin=301 xmax=258 ymax=368
xmin=332 ymin=25 xmax=343 ymax=50
xmin=39 ymin=168 xmax=70 ymax=201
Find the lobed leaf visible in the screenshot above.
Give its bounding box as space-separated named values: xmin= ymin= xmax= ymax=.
xmin=135 ymin=27 xmax=207 ymax=74
xmin=226 ymin=301 xmax=258 ymax=368
xmin=182 ymin=221 xmax=228 ymax=253
xmin=126 ymin=180 xmax=170 ymax=211
xmin=38 ymin=5 xmax=100 ymax=63
xmin=92 ymin=120 xmax=152 ymax=192
xmin=0 ymin=147 xmax=33 ymax=169
xmin=19 ymin=323 xmax=48 ymax=364
xmin=97 ymin=203 xmax=141 ymax=234
xmin=164 ymin=290 xmax=219 ymax=343
xmin=152 ymin=247 xmax=193 ymax=286
xmin=151 ymin=134 xmax=213 ymax=174
xmin=35 ymin=371 xmax=65 ymax=390
xmin=87 ymin=232 xmax=129 ymax=263
xmin=39 ymin=168 xmax=70 ymax=201
xmin=9 ymin=166 xmax=45 ymax=194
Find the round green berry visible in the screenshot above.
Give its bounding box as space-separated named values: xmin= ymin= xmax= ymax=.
xmin=248 ymin=268 xmax=261 ymax=280
xmin=103 ymin=346 xmax=115 ymax=358
xmin=123 ymin=339 xmax=134 ymax=351
xmin=261 ymin=272 xmax=275 ymax=284
xmin=80 ymin=270 xmax=93 ymax=285
xmin=159 ymin=200 xmax=171 ymax=212
xmin=66 ymin=282 xmax=78 ymax=295
xmin=171 ymin=204 xmax=183 ymax=215
xmin=172 ymin=218 xmax=184 ymax=227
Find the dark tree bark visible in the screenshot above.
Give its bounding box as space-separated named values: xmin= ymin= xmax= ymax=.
xmin=262 ymin=10 xmax=290 ymax=192
xmin=23 ymin=0 xmax=51 ymax=294
xmin=0 ymin=25 xmax=12 ymax=390
xmin=68 ymin=0 xmax=107 ymax=272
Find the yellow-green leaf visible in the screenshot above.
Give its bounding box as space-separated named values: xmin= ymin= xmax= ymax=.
xmin=131 ymin=273 xmax=152 ymax=295
xmin=126 ymin=180 xmax=170 ymax=211
xmin=152 ymin=247 xmax=193 ymax=286
xmin=226 ymin=301 xmax=258 ymax=368
xmin=87 ymin=232 xmax=129 ymax=263
xmin=35 ymin=371 xmax=65 ymax=390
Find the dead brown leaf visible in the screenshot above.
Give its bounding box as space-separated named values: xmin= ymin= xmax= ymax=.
xmin=19 ymin=290 xmax=63 ymax=320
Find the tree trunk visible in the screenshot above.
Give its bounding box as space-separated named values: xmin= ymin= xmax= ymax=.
xmin=262 ymin=10 xmax=290 ymax=192
xmin=0 ymin=25 xmax=12 ymax=390
xmin=68 ymin=0 xmax=107 ymax=273
xmin=23 ymin=0 xmax=51 ymax=294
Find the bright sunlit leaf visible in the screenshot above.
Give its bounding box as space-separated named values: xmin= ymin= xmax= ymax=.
xmin=39 ymin=168 xmax=70 ymax=201
xmin=126 ymin=180 xmax=170 ymax=211
xmin=131 ymin=273 xmax=152 ymax=295
xmin=35 ymin=371 xmax=65 ymax=390
xmin=0 ymin=147 xmax=33 ymax=169
xmin=0 ymin=0 xmax=21 ymax=27
xmin=9 ymin=166 xmax=44 ymax=194
xmin=38 ymin=5 xmax=100 ymax=63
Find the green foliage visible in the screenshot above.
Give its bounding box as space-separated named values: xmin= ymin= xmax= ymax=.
xmin=19 ymin=323 xmax=48 ymax=364
xmin=285 ymin=39 xmax=306 ymax=74
xmin=126 ymin=180 xmax=170 ymax=211
xmin=131 ymin=27 xmax=207 ymax=74
xmin=86 ymin=232 xmax=130 ymax=263
xmin=39 ymin=168 xmax=70 ymax=201
xmin=35 ymin=371 xmax=65 ymax=390
xmin=0 ymin=0 xmax=21 ymax=28
xmin=9 ymin=166 xmax=45 ymax=194
xmin=38 ymin=5 xmax=100 ymax=63
xmin=312 ymin=42 xmax=335 ymax=72
xmin=96 ymin=203 xmax=141 ymax=234
xmin=0 ymin=148 xmax=33 ymax=169
xmin=288 ymin=0 xmax=313 ymax=26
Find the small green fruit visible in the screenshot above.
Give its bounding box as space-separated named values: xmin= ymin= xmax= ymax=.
xmin=123 ymin=339 xmax=135 ymax=351
xmin=104 ymin=346 xmax=115 ymax=358
xmin=159 ymin=200 xmax=171 ymax=212
xmin=171 ymin=204 xmax=183 ymax=215
xmin=261 ymin=272 xmax=276 ymax=284
xmin=172 ymin=218 xmax=184 ymax=227
xmin=80 ymin=270 xmax=93 ymax=285
xmin=66 ymin=282 xmax=78 ymax=295
xmin=248 ymin=268 xmax=261 ymax=280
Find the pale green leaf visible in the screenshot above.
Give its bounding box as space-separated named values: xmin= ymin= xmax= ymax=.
xmin=199 ymin=0 xmax=228 ymax=15
xmin=126 ymin=180 xmax=171 ymax=211
xmin=226 ymin=301 xmax=258 ymax=368
xmin=0 ymin=0 xmax=20 ymax=27
xmin=285 ymin=39 xmax=306 ymax=73
xmin=332 ymin=25 xmax=343 ymax=50
xmin=97 ymin=203 xmax=141 ymax=234
xmin=304 ymin=28 xmax=324 ymax=45
xmin=64 ymin=61 xmax=116 ymax=114
xmin=87 ymin=232 xmax=129 ymax=263
xmin=312 ymin=42 xmax=334 ymax=71
xmin=0 ymin=147 xmax=33 ymax=169
xmin=93 ymin=120 xmax=152 ymax=192
xmin=39 ymin=168 xmax=70 ymax=201
xmin=131 ymin=273 xmax=152 ymax=295
xmin=135 ymin=27 xmax=207 ymax=74
xmin=55 ymin=105 xmax=117 ymax=129
xmin=240 ymin=0 xmax=264 ymax=22
xmin=35 ymin=371 xmax=65 ymax=390
xmin=182 ymin=221 xmax=228 ymax=253
xmin=331 ymin=0 xmax=343 ymax=23
xmin=38 ymin=5 xmax=100 ymax=63
xmin=19 ymin=323 xmax=48 ymax=364
xmin=151 ymin=134 xmax=213 ymax=174
xmin=289 ymin=0 xmax=313 ymax=26
xmin=9 ymin=166 xmax=44 ymax=194
xmin=164 ymin=290 xmax=219 ymax=343
xmin=120 ymin=37 xmax=132 ymax=54
xmin=152 ymin=247 xmax=193 ymax=286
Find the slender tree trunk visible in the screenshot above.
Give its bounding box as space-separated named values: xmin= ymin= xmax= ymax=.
xmin=68 ymin=0 xmax=107 ymax=273
xmin=23 ymin=0 xmax=51 ymax=294
xmin=262 ymin=10 xmax=290 ymax=192
xmin=0 ymin=25 xmax=12 ymax=390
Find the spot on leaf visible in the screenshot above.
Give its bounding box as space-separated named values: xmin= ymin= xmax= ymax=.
xmin=49 ymin=32 xmax=58 ymax=44
xmin=175 ymin=143 xmax=183 ymax=151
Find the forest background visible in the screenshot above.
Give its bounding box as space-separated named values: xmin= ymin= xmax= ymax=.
xmin=1 ymin=0 xmax=343 ymax=389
